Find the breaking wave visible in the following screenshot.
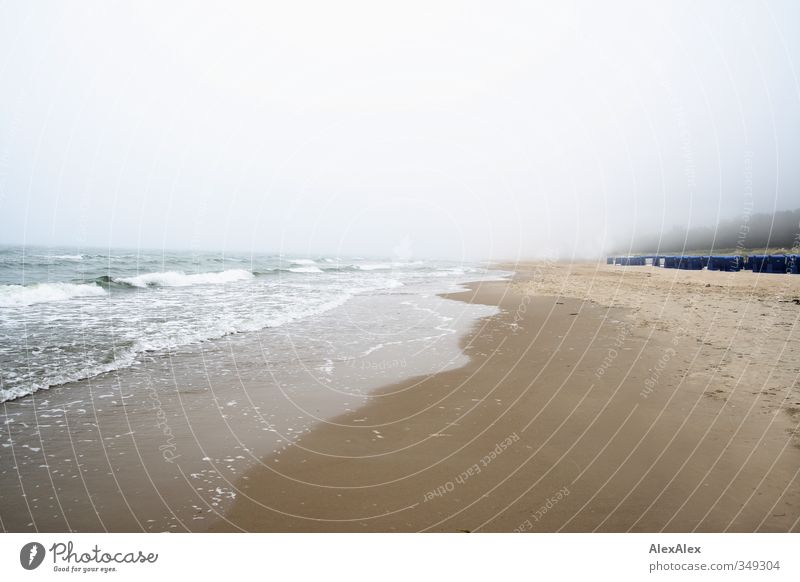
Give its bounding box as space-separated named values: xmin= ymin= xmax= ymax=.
xmin=0 ymin=282 xmax=106 ymax=307
xmin=111 ymin=269 xmax=254 ymax=288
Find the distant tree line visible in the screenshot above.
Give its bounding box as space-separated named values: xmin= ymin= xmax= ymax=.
xmin=620 ymin=208 xmax=800 ymax=254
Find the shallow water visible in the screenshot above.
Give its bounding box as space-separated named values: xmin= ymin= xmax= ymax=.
xmin=0 ymin=246 xmax=507 ymax=402
xmin=0 ymin=245 xmax=507 ymax=531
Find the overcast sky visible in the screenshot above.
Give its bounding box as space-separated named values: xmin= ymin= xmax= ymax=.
xmin=1 ymin=0 xmax=798 ymax=260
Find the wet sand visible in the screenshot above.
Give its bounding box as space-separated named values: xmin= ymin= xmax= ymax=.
xmin=213 ymin=263 xmax=800 ymax=532
xmin=0 ymin=286 xmax=491 ymax=532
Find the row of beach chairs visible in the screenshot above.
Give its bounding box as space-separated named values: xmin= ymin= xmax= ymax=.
xmin=606 ymin=254 xmax=800 ymax=274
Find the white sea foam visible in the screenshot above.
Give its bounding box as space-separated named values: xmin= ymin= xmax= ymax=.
xmin=382 ymin=279 xmax=404 ymax=289
xmin=0 ymin=282 xmax=106 ymax=307
xmin=355 ymin=263 xmax=392 ymax=271
xmin=114 ymin=269 xmax=254 ymax=288
xmin=290 ymin=259 xmax=317 ymax=265
xmin=349 ymin=278 xmax=404 ymax=293
xmin=47 ymin=254 xmax=84 ymax=261
xmin=0 ymin=288 xmax=355 ymax=402
xmin=287 ymin=266 xmax=323 ymax=273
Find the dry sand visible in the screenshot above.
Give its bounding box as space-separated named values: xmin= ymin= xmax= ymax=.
xmin=212 ymin=263 xmax=800 ymax=532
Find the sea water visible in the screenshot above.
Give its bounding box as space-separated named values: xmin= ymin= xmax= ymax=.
xmin=0 ymin=245 xmax=509 ymax=530
xmin=0 ymin=246 xmax=507 ymax=403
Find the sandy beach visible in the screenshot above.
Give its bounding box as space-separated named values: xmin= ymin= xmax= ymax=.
xmin=3 ymin=262 xmax=799 ymax=533
xmin=213 ymin=263 xmax=800 ymax=532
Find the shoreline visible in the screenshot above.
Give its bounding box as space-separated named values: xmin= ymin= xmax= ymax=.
xmin=211 ymin=265 xmax=800 ymax=532
xmin=2 ymin=263 xmax=798 ymax=532
xmin=0 ymin=272 xmax=499 ymax=532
